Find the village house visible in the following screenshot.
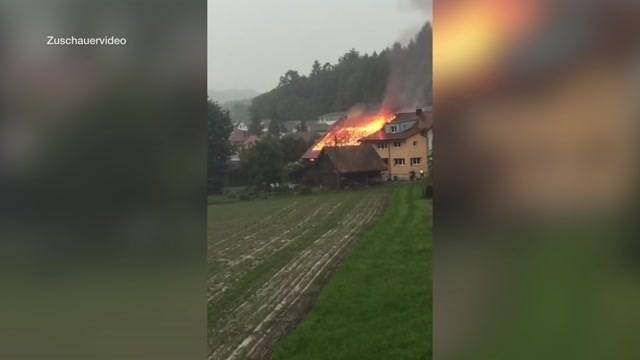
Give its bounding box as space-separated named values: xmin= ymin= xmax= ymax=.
xmin=360 ymin=108 xmax=433 ymax=180
xmin=229 ymin=128 xmax=248 ymax=148
xmin=317 ymin=111 xmax=347 ymax=126
xmin=235 ymin=121 xmax=249 ymax=132
xmin=306 ymin=121 xmax=330 ymax=137
xmin=257 ymin=119 xmax=272 ymax=134
xmin=243 ymin=134 xmax=259 ymax=148
xmin=229 ymin=128 xmax=260 ymax=150
xmin=282 ymin=120 xmax=301 ymax=134
xmin=305 ymin=145 xmax=386 ymax=189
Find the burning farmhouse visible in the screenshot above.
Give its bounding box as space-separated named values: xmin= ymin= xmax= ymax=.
xmin=303 ymin=108 xmax=432 ymax=188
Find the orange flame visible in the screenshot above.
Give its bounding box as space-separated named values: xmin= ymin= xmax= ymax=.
xmin=303 ymin=108 xmax=395 ymax=159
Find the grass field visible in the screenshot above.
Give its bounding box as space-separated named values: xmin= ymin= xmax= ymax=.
xmin=208 ymin=187 xmax=391 ymax=359
xmin=274 ymin=184 xmax=432 ymax=359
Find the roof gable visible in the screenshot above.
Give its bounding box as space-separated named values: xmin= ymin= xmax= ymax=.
xmin=229 ymin=129 xmax=248 ymax=142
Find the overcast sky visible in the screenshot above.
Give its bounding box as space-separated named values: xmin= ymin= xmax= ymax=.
xmin=208 ymin=0 xmax=431 ymax=93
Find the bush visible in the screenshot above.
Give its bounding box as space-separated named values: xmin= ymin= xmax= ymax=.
xmin=298 ymin=186 xmax=313 ymax=196
xmin=208 ymin=178 xmax=225 ymax=195
xmin=239 ymin=194 xmax=251 ymax=201
xmin=424 ymin=184 xmax=433 ymax=199
xmin=423 ymin=176 xmax=433 ymax=199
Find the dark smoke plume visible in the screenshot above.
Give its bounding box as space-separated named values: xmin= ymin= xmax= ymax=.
xmin=382 ymin=21 xmax=433 ymax=111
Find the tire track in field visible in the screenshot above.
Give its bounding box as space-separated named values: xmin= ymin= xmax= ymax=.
xmin=208 ymin=191 xmax=388 ymax=359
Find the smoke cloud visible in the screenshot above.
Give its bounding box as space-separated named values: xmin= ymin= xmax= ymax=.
xmin=400 ymin=0 xmax=432 ymax=17
xmin=382 ymin=21 xmax=433 ymax=111
xmin=412 ymin=0 xmax=432 ymax=15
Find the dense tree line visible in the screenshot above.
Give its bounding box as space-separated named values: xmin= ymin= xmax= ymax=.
xmin=208 ymin=100 xmax=233 ymax=192
xmin=240 ymin=136 xmax=283 ymax=187
xmin=207 ymin=99 xmax=315 ymax=192
xmin=239 ymin=134 xmax=312 ymax=187
xmin=249 ymin=22 xmax=432 ymax=133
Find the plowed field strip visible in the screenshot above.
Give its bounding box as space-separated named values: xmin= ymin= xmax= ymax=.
xmin=208 ymin=189 xmax=390 ymax=359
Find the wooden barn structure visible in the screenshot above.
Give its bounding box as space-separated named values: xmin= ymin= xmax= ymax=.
xmin=305 ymin=145 xmax=386 ymax=189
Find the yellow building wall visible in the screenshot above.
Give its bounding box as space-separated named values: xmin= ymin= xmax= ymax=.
xmin=368 ymin=132 xmax=429 ymax=179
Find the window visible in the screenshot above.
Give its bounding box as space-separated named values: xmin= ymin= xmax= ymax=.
xmin=413 ymin=141 xmax=418 ymax=146
xmin=393 ymin=158 xmax=406 ymax=166
xmin=393 ymin=141 xmax=402 ymax=148
xmin=411 ymin=157 xmax=422 ymax=165
xmin=376 ymin=143 xmax=388 ymax=149
xmin=382 ymin=158 xmax=389 ymax=165
xmin=390 ymin=125 xmax=398 ymax=133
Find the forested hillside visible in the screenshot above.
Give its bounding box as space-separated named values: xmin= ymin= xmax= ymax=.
xmin=249 ymin=22 xmax=432 ymax=132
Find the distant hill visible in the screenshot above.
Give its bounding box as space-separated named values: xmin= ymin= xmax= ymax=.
xmin=221 ymin=99 xmax=252 ymax=124
xmin=208 ymin=89 xmax=258 ymax=103
xmin=249 ymin=22 xmax=432 ymax=127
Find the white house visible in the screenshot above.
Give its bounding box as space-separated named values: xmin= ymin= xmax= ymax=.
xmin=235 ymin=121 xmax=248 ymax=132
xmin=317 ymin=112 xmax=347 ymax=126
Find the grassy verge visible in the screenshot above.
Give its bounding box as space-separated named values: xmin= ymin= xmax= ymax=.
xmin=273 ymin=184 xmax=432 ymax=359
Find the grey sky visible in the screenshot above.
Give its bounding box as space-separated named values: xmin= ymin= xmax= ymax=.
xmin=208 ymin=0 xmax=431 ymax=93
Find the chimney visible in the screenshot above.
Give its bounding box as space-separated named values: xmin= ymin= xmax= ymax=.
xmin=416 ymin=108 xmax=427 ymax=129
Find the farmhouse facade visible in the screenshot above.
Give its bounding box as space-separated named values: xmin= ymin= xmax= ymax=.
xmin=360 ymin=109 xmax=432 ymax=180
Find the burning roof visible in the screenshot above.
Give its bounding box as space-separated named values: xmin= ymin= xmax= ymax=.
xmin=361 ymin=110 xmax=432 ymax=142
xmin=359 ymin=126 xmax=421 ymax=142
xmin=302 ymin=108 xmax=395 ymax=160
xmin=302 ymin=108 xmax=432 ymax=159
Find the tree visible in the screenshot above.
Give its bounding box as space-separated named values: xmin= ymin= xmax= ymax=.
xmin=208 ymin=100 xmax=234 ymax=192
xmin=279 ymin=134 xmax=310 ymax=163
xmin=298 ymin=120 xmax=308 ymax=132
xmin=322 ymin=62 xmax=334 ymax=72
xmin=240 ymin=136 xmax=283 ymax=187
xmin=278 ymin=70 xmax=302 ymax=87
xmin=268 ymin=119 xmax=285 ymax=136
xmin=311 ymin=60 xmax=322 ymax=77
xmin=338 ymin=48 xmax=360 ymax=65
xmin=248 ymin=117 xmax=262 ymax=135
xmin=283 ymin=161 xmax=310 ymax=183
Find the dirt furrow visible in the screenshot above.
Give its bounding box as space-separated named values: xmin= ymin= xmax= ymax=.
xmin=242 ymin=198 xmax=384 ymax=358
xmin=207 ymin=201 xmax=344 ymax=303
xmin=210 ymin=201 xmax=301 ymax=249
